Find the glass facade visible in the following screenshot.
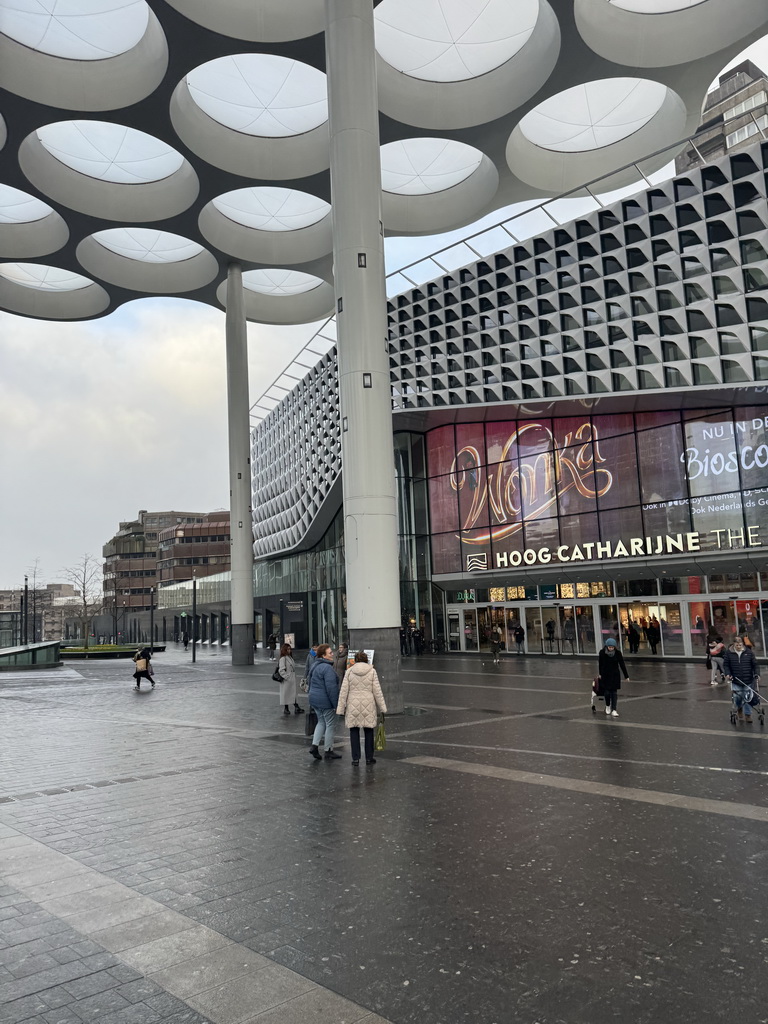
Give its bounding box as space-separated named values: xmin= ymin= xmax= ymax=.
xmin=445 ymin=582 xmax=768 ymax=659
xmin=426 ymin=406 xmax=768 ymax=575
xmin=158 ymin=424 xmax=768 ymax=659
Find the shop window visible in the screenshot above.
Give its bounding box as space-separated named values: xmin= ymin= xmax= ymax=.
xmin=615 ymin=579 xmax=657 ymax=597
xmin=659 ymin=576 xmax=706 ymax=595
xmin=708 ymin=573 xmax=758 ymax=593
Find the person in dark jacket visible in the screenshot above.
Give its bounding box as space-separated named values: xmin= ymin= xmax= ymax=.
xmin=646 ymin=619 xmax=660 ymax=655
xmin=308 ymin=644 xmax=342 ymax=760
xmin=513 ymin=625 xmax=525 ymax=654
xmin=133 ymin=646 xmax=154 ymax=690
xmin=627 ymin=621 xmax=640 ymax=654
xmin=266 ymin=633 xmax=278 ymax=660
xmin=723 ymin=638 xmax=760 ymax=722
xmin=332 ymin=643 xmax=349 ymax=680
xmin=597 ymin=637 xmax=629 ymax=717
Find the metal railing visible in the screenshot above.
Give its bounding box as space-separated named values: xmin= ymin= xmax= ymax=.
xmin=250 ymin=115 xmax=768 ymax=424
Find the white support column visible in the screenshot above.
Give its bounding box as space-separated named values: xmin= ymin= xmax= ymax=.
xmin=225 ymin=262 xmax=254 ymax=666
xmin=325 ymin=0 xmax=403 ymax=711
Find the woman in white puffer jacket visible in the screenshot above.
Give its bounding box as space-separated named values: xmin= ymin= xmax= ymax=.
xmin=336 ymin=651 xmax=387 ymax=766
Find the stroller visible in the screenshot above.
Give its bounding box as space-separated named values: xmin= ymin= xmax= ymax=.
xmin=729 ymin=679 xmax=765 ymax=726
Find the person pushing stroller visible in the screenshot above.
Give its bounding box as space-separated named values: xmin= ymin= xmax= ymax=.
xmin=723 ymin=637 xmax=761 ymax=723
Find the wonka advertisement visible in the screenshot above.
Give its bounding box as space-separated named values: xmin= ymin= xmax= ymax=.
xmin=427 ymin=409 xmax=768 ymax=574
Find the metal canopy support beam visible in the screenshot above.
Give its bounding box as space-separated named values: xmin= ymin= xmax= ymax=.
xmin=225 ymin=262 xmax=254 ymax=666
xmin=325 ymin=0 xmax=403 ymax=712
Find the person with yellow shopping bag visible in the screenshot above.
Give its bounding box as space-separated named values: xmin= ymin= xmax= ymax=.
xmin=336 ymin=651 xmax=387 ymax=766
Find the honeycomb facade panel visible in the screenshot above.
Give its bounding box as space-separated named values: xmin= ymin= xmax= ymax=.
xmin=252 ymin=139 xmax=768 ymax=557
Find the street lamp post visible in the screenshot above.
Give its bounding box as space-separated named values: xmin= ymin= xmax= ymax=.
xmin=23 ymin=575 xmax=28 ymax=645
xmin=191 ymin=570 xmax=197 ymax=664
xmin=279 ymin=598 xmax=284 ymax=647
xmin=149 ymin=588 xmax=155 ymax=653
xmin=18 ymin=593 xmax=23 ymax=645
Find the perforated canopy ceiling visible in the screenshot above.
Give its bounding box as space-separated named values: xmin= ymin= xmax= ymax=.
xmin=0 ymin=0 xmax=765 ymax=324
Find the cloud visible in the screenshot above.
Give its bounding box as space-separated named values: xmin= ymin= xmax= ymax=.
xmin=0 ymin=298 xmax=315 ymax=586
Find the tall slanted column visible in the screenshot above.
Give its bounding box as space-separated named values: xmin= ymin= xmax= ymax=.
xmin=225 ymin=261 xmax=255 ymax=666
xmin=325 ymin=0 xmax=403 ymax=712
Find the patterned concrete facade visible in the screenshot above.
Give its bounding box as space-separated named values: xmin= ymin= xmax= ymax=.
xmin=251 ymin=139 xmax=768 ymax=557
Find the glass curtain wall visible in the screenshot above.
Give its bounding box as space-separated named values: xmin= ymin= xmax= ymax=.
xmin=395 ymin=432 xmax=438 ymax=643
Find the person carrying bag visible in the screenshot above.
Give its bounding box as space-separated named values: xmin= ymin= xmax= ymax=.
xmin=132 ymin=646 xmax=154 ymax=691
xmin=336 ymin=650 xmax=387 ymax=766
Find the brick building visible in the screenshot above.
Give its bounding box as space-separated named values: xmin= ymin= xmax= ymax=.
xmin=156 ymin=512 xmax=231 ymax=583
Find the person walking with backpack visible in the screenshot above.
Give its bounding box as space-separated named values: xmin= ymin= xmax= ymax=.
xmin=266 ymin=632 xmax=278 ymax=660
xmin=277 ymin=643 xmax=303 ymax=717
xmin=336 ymin=651 xmax=387 ymax=766
xmin=597 ymin=637 xmax=629 ymax=717
xmin=308 ymin=644 xmax=342 ymax=760
xmin=723 ymin=637 xmax=761 ymax=722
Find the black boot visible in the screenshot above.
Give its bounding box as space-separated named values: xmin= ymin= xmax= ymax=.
xmin=294 ymin=704 xmax=304 ymax=714
xmin=324 ymin=749 xmax=342 ymax=760
xmin=283 ymin=705 xmax=291 ymax=716
xmin=309 ymin=745 xmax=322 ymax=760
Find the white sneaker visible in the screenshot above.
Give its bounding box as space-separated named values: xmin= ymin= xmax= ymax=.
xmin=605 ymin=706 xmax=611 ymax=715
xmin=611 ymin=710 xmax=619 ymax=717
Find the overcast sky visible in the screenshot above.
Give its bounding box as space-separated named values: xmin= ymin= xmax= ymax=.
xmin=1 ymin=38 xmax=767 ymax=589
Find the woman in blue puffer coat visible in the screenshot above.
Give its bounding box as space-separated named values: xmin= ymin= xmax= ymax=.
xmin=308 ymin=644 xmax=342 ymax=760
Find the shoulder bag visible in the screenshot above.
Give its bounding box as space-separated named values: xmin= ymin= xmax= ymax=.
xmin=374 ymin=714 xmax=386 ymax=752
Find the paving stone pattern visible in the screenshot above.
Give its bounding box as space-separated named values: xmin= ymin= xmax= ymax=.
xmin=2 ymin=646 xmax=768 ymax=1023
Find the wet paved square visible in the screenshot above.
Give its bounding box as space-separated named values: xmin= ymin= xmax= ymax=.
xmin=2 ymin=646 xmax=768 ymax=1024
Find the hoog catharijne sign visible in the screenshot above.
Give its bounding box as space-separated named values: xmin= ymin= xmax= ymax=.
xmin=426 ymin=408 xmax=768 ymax=575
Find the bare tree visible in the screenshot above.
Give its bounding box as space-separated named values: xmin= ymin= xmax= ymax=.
xmin=61 ymin=554 xmax=102 ymax=649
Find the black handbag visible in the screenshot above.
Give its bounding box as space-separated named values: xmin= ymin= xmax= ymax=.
xmin=304 ymin=708 xmax=318 ymax=736
xmin=272 ymin=666 xmax=283 ymax=683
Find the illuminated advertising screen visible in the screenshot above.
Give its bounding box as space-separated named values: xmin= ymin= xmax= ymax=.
xmin=427 ymin=407 xmax=768 ymax=575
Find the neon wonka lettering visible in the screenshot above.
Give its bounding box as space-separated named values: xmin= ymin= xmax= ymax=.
xmin=450 ymin=421 xmax=612 ymax=545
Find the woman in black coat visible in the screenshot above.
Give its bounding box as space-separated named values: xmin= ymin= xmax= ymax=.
xmin=133 ymin=646 xmax=154 ymax=690
xmin=597 ymin=637 xmax=629 ymax=717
